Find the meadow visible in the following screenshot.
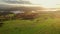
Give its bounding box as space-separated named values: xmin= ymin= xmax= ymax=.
xmin=0 ymin=11 xmax=60 ymax=34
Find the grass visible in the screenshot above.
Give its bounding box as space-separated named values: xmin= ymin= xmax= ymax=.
xmin=0 ymin=13 xmax=60 ymax=34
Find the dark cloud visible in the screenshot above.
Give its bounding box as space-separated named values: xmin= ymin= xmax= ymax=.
xmin=1 ymin=0 xmax=32 ymax=4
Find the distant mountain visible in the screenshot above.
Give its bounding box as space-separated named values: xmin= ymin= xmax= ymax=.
xmin=0 ymin=4 xmax=44 ymax=11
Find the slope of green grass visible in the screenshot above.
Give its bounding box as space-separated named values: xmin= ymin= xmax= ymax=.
xmin=0 ymin=14 xmax=60 ymax=34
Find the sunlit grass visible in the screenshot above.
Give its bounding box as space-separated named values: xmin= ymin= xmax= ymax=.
xmin=0 ymin=13 xmax=60 ymax=34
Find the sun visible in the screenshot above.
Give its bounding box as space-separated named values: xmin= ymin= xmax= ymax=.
xmin=30 ymin=0 xmax=58 ymax=8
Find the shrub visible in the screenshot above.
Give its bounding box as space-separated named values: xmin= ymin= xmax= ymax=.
xmin=15 ymin=13 xmax=39 ymax=19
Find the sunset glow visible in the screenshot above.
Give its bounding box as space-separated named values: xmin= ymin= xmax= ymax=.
xmin=30 ymin=0 xmax=59 ymax=8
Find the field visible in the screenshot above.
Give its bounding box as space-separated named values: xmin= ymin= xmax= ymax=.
xmin=0 ymin=11 xmax=60 ymax=34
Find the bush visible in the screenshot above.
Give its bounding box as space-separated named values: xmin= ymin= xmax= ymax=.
xmin=15 ymin=13 xmax=39 ymax=19
xmin=0 ymin=14 xmax=15 ymax=21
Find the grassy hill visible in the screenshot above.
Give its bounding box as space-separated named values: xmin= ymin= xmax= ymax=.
xmin=0 ymin=11 xmax=60 ymax=34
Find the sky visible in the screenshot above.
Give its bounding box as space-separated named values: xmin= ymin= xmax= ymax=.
xmin=29 ymin=0 xmax=60 ymax=8
xmin=0 ymin=0 xmax=60 ymax=8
